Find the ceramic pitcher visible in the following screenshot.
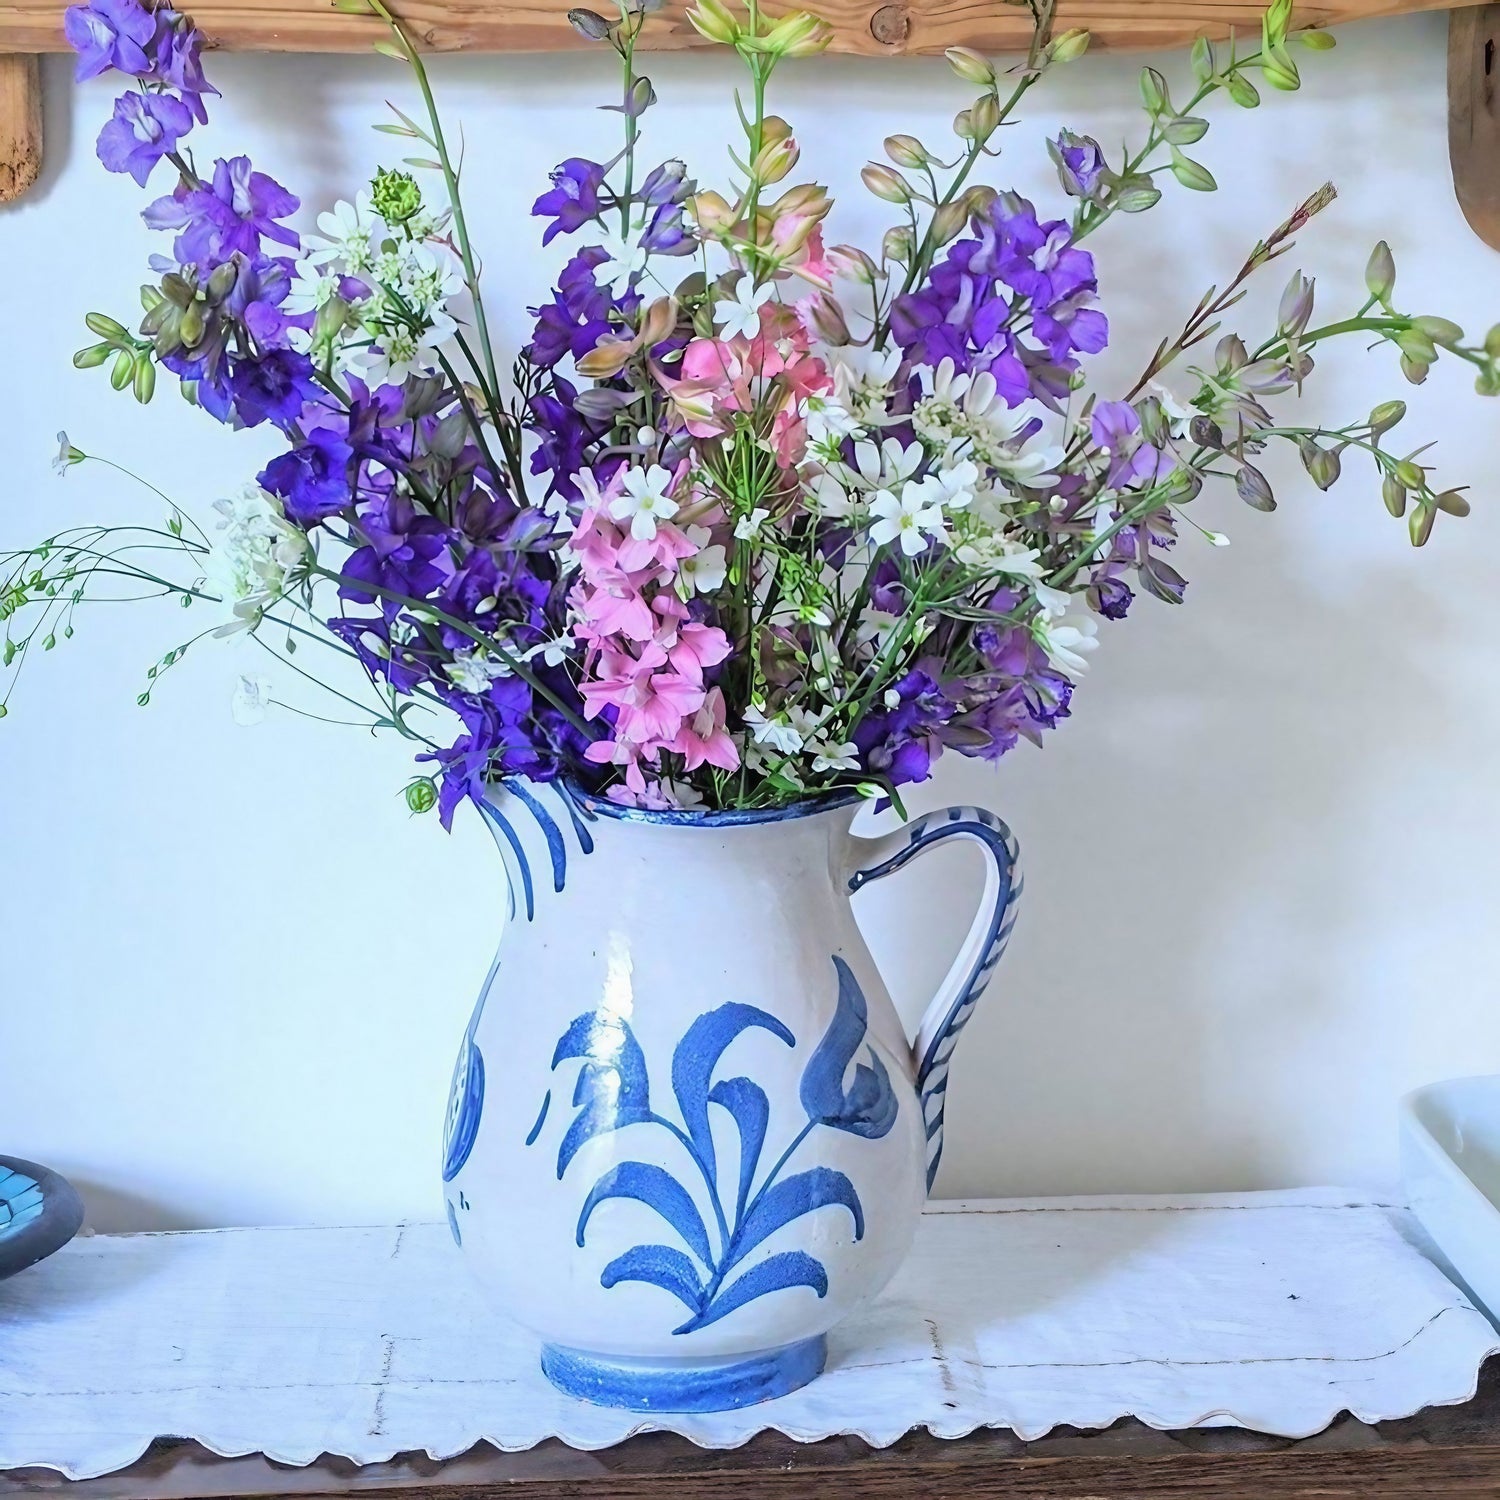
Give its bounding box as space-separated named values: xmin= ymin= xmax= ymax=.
xmin=440 ymin=780 xmax=1020 ymax=1412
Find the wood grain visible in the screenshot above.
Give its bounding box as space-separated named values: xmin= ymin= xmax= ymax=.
xmin=0 ymin=52 xmax=40 ymax=203
xmin=1449 ymin=3 xmax=1500 ymax=249
xmin=0 ymin=0 xmax=1477 ymax=56
xmin=5 ymin=1360 xmax=1500 ymax=1499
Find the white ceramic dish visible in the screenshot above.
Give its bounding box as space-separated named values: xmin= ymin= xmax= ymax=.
xmin=1399 ymin=1075 xmax=1500 ymax=1326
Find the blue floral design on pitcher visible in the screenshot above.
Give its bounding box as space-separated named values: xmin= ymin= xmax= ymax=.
xmin=531 ymin=956 xmax=896 ymax=1334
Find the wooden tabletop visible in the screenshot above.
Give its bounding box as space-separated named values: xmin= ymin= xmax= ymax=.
xmin=4 ymin=1358 xmax=1499 ymax=1499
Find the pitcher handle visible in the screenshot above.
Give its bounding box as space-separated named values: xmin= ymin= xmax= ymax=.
xmin=846 ymin=805 xmax=1022 ymax=1193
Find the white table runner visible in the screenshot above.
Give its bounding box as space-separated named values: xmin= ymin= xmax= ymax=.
xmin=2 ymin=1189 xmax=1496 ymax=1480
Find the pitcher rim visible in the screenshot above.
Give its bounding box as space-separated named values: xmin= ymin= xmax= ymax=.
xmin=489 ymin=778 xmax=864 ymax=829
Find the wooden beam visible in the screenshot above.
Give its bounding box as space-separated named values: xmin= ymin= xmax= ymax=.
xmin=0 ymin=0 xmax=1478 ymax=56
xmin=1450 ymin=4 xmax=1500 ymax=248
xmin=0 ymin=53 xmax=40 ymax=204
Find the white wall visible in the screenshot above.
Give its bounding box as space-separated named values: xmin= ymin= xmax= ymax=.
xmin=3 ymin=13 xmax=1499 ymax=1230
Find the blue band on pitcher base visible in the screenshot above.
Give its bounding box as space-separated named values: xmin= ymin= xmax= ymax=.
xmin=539 ymin=1334 xmax=827 ymax=1412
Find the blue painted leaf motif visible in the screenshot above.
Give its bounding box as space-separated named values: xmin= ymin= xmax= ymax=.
xmin=551 ymin=1011 xmax=653 ymax=1178
xmin=676 ymin=1251 xmax=829 ymax=1334
xmin=600 ymin=1244 xmax=706 ymax=1315
xmin=708 ymin=1076 xmax=770 ymax=1225
xmin=576 ymin=1161 xmax=714 ymax=1266
xmin=441 ymin=1037 xmax=484 ymax=1183
xmin=724 ymin=1166 xmax=864 ymax=1274
xmin=798 ymin=957 xmax=899 ymax=1141
xmin=672 ymin=1003 xmax=793 ymax=1179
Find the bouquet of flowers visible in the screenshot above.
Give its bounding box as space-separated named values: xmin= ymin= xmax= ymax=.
xmin=6 ymin=0 xmax=1495 ymax=823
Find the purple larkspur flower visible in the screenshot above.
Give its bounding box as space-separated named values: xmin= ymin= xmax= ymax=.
xmin=144 ymin=156 xmax=299 ymax=270
xmin=525 ymin=247 xmax=626 ymax=369
xmin=852 ymin=667 xmax=956 ymax=788
xmin=1090 ymin=400 xmax=1174 ymax=489
xmin=64 ymin=0 xmax=155 ymax=81
xmin=528 ymin=379 xmax=602 ymax=500
xmin=1051 ymin=130 xmax=1106 ymax=200
xmin=228 ymin=348 xmax=318 ymax=430
xmin=340 ymin=492 xmax=452 ymax=605
xmin=147 ymin=9 xmax=217 ymax=121
xmin=96 ymin=90 xmax=192 ymax=187
xmin=532 ymin=158 xmax=606 ymax=246
xmin=640 ymin=201 xmax=693 ymax=257
xmin=638 ymin=159 xmax=690 ymax=205
xmin=259 ymin=425 xmax=354 ymax=524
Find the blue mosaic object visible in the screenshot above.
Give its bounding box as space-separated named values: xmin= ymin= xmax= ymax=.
xmin=0 ymin=1156 xmax=84 ymax=1280
xmin=534 ymin=956 xmax=897 ymax=1337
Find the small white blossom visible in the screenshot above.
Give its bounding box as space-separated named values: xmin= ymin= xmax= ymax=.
xmin=734 ymin=507 xmax=771 ymax=540
xmin=1038 ymin=613 xmax=1099 ymax=678
xmin=609 ymin=465 xmax=679 ymax=541
xmin=743 ymin=704 xmax=805 ymax=755
xmin=678 ymin=524 xmax=728 ymax=595
xmin=231 ymin=672 xmax=273 ymax=726
xmin=869 ymin=481 xmax=946 ymax=556
xmin=595 ymin=225 xmax=649 ymax=295
xmin=53 ymin=431 xmax=82 ymax=477
xmin=306 ymin=194 xmax=380 ymax=273
xmin=715 ymin=279 xmax=777 ymax=340
xmin=804 ymin=393 xmax=860 ymax=449
xmin=809 ymin=738 xmax=860 ymax=773
xmin=444 ymin=649 xmax=512 ymax=694
xmin=206 ymin=485 xmax=309 ymax=635
xmin=848 ymin=436 xmax=923 ymax=490
xmin=283 ymin=261 xmax=341 ymax=317
xmin=399 ymin=243 xmax=464 ymax=318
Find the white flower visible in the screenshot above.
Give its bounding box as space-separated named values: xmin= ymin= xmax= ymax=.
xmin=306 ymin=194 xmax=380 ymax=273
xmin=399 ymin=243 xmax=464 ymax=318
xmin=1038 ymin=612 xmax=1099 ymax=678
xmin=53 ymin=431 xmax=81 ymax=477
xmin=353 ymin=311 xmax=455 ymax=389
xmin=954 ymin=534 xmax=1045 ymax=578
xmin=1147 ymin=379 xmax=1194 ymax=436
xmin=715 ymin=279 xmax=777 ymax=340
xmin=806 ymin=472 xmax=856 ymax=519
xmin=1032 ymin=581 xmax=1072 ymax=619
xmin=810 ymin=738 xmax=860 ymax=773
xmin=907 ymin=460 xmax=979 ymax=516
xmin=853 ymin=437 xmax=923 ymax=489
xmin=205 ymin=485 xmax=309 ymax=634
xmin=595 ymin=225 xmax=649 ymax=295
xmin=283 ymin=260 xmax=341 ymax=317
xmin=526 ymin=631 xmax=576 ymax=668
xmin=869 ymin=481 xmax=946 ymax=556
xmin=609 ymin=465 xmax=679 ymax=541
xmin=678 ymin=524 xmax=728 ymax=595
xmin=743 ymin=704 xmax=805 ymax=756
xmin=444 ymin=649 xmax=512 ymax=694
xmin=734 ymin=507 xmax=771 ymax=540
xmin=231 ymin=673 xmax=273 ymax=726
xmin=804 ymin=393 xmax=860 ymax=449
xmin=828 ymin=343 xmax=901 ymax=425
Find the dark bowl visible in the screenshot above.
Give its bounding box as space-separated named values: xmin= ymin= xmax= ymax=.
xmin=0 ymin=1156 xmax=84 ymax=1280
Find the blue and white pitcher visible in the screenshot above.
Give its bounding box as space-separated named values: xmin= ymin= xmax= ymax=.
xmin=441 ymin=781 xmax=1020 ymax=1412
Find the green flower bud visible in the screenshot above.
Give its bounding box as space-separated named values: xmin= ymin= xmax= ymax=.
xmin=1298 ymin=27 xmax=1337 ymax=48
xmin=1412 ymin=314 xmax=1463 ymax=346
xmin=1225 ymin=71 xmax=1260 ymax=108
xmin=1381 ymin=472 xmax=1407 ymax=517
xmin=1369 ymin=399 xmax=1406 ymax=434
xmin=132 ymin=353 xmax=156 ymax=404
xmin=1435 ymin=489 xmax=1471 ymax=517
xmin=1408 ymin=501 xmax=1435 ymax=547
xmin=1299 ymin=438 xmax=1341 ymax=491
xmin=1393 ymin=459 xmax=1426 ymax=489
xmin=110 ymin=350 xmax=134 ymax=391
xmin=405 ymin=777 xmax=439 ymax=815
xmin=1162 ymin=115 xmax=1209 ymax=145
xmin=1262 ymin=52 xmax=1300 ymax=91
xmin=372 ymin=167 xmax=423 ymax=225
xmin=1365 ymin=241 xmax=1396 ymax=303
xmin=1235 ymin=463 xmax=1276 ymax=511
xmin=1114 ymin=175 xmax=1161 ymax=213
xmin=73 ymin=342 xmax=114 ymax=370
xmin=944 ymin=46 xmax=994 ymax=86
xmin=1047 ymin=27 xmax=1090 ymax=62
xmin=1191 ymin=35 xmax=1215 ymax=81
xmin=85 ymin=312 xmax=129 ymax=342
xmin=1476 ymin=366 xmax=1500 ymax=397
xmin=1485 ymin=324 xmax=1500 ymax=358
xmin=969 ymin=92 xmax=1001 ymax=137
xmin=881 ymin=224 xmax=915 ymax=265
xmin=1400 ymin=354 xmax=1430 ymax=386
xmin=884 ymin=133 xmax=929 ymax=169
xmin=1169 ymin=151 xmax=1216 ymax=192
xmin=567 ymin=7 xmax=613 ymax=40
xmin=861 ymin=163 xmax=911 ymax=204
xmin=1139 ymin=66 xmax=1168 ymax=113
